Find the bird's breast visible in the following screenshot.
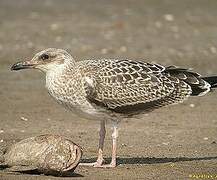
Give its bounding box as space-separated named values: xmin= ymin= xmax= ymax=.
xmin=46 ymin=74 xmax=112 ymax=120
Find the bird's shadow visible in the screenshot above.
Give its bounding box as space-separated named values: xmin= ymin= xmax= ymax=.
xmin=81 ymin=156 xmax=217 ymax=165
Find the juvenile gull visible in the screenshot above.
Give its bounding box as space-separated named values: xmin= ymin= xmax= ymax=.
xmin=11 ymin=48 xmax=217 ymax=167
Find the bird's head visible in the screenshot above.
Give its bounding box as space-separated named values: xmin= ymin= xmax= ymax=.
xmin=11 ymin=48 xmax=73 ymax=73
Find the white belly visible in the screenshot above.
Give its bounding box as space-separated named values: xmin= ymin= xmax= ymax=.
xmin=48 ymin=88 xmax=113 ymax=121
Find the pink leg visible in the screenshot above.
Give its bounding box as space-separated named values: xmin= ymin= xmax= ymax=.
xmin=95 ymin=119 xmax=106 ymax=165
xmin=110 ymin=122 xmax=118 ymax=166
xmin=101 ymin=121 xmax=118 ymax=168
xmin=80 ymin=120 xmax=106 ymax=167
xmin=80 ymin=121 xmax=118 ymax=168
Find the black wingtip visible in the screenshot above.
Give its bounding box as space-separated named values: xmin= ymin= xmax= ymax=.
xmin=202 ymin=76 xmax=217 ymax=88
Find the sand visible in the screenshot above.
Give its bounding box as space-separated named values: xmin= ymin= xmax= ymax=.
xmin=0 ymin=0 xmax=217 ymax=179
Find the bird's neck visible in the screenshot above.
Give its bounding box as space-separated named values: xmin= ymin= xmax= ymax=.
xmin=45 ymin=61 xmax=76 ymax=89
xmin=45 ymin=61 xmax=87 ymax=107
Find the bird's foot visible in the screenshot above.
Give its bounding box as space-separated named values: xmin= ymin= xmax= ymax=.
xmin=79 ymin=160 xmax=116 ymax=168
xmin=79 ymin=158 xmax=104 ymax=167
xmin=96 ymin=162 xmax=116 ymax=168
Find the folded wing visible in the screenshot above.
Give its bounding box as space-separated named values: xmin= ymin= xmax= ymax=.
xmin=82 ymin=59 xmax=184 ymax=113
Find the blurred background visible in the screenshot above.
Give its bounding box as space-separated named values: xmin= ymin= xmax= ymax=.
xmin=0 ymin=0 xmax=217 ymax=179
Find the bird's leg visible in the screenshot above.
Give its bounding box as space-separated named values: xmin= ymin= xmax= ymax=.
xmin=80 ymin=120 xmax=118 ymax=168
xmin=110 ymin=121 xmax=118 ymax=166
xmin=80 ymin=120 xmax=106 ymax=167
xmin=95 ymin=119 xmax=106 ymax=165
xmin=100 ymin=121 xmax=118 ymax=168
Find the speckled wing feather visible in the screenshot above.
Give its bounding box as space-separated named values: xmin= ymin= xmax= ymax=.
xmin=79 ymin=59 xmax=192 ymax=114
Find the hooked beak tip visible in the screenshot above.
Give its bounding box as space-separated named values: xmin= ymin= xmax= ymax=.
xmin=11 ymin=62 xmax=22 ymax=71
xmin=11 ymin=61 xmax=34 ymax=71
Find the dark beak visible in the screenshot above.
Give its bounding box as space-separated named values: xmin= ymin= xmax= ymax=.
xmin=11 ymin=61 xmax=34 ymax=71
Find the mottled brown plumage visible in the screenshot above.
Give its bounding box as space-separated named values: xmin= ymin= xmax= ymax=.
xmin=11 ymin=48 xmax=217 ymax=167
xmin=78 ymin=59 xmax=211 ymax=116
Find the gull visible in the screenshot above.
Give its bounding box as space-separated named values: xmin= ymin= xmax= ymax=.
xmin=11 ymin=48 xmax=217 ymax=168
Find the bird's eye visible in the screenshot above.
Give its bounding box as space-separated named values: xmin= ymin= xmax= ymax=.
xmin=40 ymin=54 xmax=49 ymax=60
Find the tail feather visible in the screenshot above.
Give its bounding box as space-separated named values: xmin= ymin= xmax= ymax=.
xmin=202 ymin=76 xmax=217 ymax=88
xmin=165 ymin=66 xmax=217 ymax=96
